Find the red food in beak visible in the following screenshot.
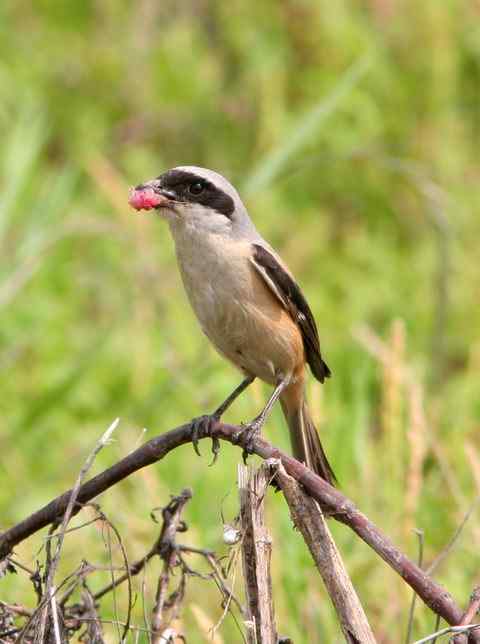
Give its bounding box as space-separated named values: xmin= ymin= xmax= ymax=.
xmin=128 ymin=187 xmax=166 ymax=211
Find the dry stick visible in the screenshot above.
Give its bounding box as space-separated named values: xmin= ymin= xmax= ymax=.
xmin=151 ymin=562 xmax=185 ymax=644
xmin=462 ymin=590 xmax=480 ymax=629
xmin=32 ymin=418 xmax=119 ymax=644
xmin=103 ymin=515 xmax=123 ymax=642
xmin=206 ymin=546 xmax=245 ymax=639
xmin=0 ymin=421 xmax=473 ymax=635
xmin=426 ymin=497 xmax=480 ymax=577
xmin=413 ymin=624 xmax=480 ymax=644
xmin=431 ymin=614 xmax=441 ymax=644
xmin=79 ymin=583 xmax=106 ymax=644
xmin=452 ymin=588 xmax=480 ymax=644
xmin=405 ymin=529 xmax=425 ymax=644
xmin=275 ymin=462 xmax=376 ymax=644
xmin=141 ymin=567 xmax=152 ymax=644
xmin=93 ymin=541 xmax=157 ymax=602
xmin=97 ymin=508 xmax=134 ymax=640
xmin=65 ymin=617 xmax=153 ymax=636
xmin=49 ymin=587 xmax=62 ymax=644
xmin=0 ymin=602 xmax=32 ymax=619
xmin=150 ymin=489 xmax=191 ymax=643
xmin=6 ymin=557 xmax=36 ymax=577
xmin=93 ymin=495 xmax=244 ymax=641
xmin=423 ymin=498 xmax=480 ymax=644
xmin=417 ymin=499 xmax=480 ymax=644
xmin=238 ymin=464 xmax=278 ymax=644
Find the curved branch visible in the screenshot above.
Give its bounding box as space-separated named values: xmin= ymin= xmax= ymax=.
xmin=0 ymin=421 xmax=468 ymax=630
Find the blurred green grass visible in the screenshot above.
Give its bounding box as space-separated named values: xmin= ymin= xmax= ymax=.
xmin=1 ymin=1 xmax=480 ymax=642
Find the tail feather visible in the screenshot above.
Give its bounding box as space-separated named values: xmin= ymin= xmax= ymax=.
xmin=280 ymin=397 xmax=336 ymax=486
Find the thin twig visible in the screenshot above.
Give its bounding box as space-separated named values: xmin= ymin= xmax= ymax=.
xmin=31 ymin=420 xmax=118 ymax=643
xmin=100 ymin=510 xmax=133 ymax=641
xmin=431 ymin=614 xmax=441 ymax=644
xmin=43 ymin=515 xmax=104 ymax=540
xmin=66 ymin=616 xmax=153 ymax=635
xmin=413 ymin=624 xmax=480 ymax=644
xmin=93 ymin=530 xmax=160 ymax=601
xmin=209 ymin=547 xmax=244 ymax=640
xmin=78 ymin=582 xmax=106 ymax=644
xmin=426 ymin=497 xmax=480 ymax=576
xmin=141 ymin=567 xmax=152 ymax=644
xmin=18 ymin=561 xmax=95 ymax=641
xmin=6 ymin=557 xmax=36 ymax=576
xmin=206 ymin=549 xmax=245 ymax=620
xmin=45 ymin=419 xmax=119 ymax=588
xmin=406 ymin=529 xmax=425 ymax=643
xmin=0 ymin=602 xmax=32 ymax=618
xmin=49 ymin=587 xmax=62 ymax=644
xmin=103 ymin=519 xmax=122 ymax=642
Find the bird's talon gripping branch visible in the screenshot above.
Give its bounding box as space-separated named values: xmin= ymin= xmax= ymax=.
xmin=209 ymin=436 xmax=221 ymax=467
xmin=190 ymin=417 xmax=202 ymax=456
xmin=191 ymin=415 xmax=209 ymax=456
xmin=236 ymin=418 xmax=262 ymax=464
xmin=191 ymin=414 xmax=220 ymax=459
xmin=232 ymin=424 xmax=245 ymax=445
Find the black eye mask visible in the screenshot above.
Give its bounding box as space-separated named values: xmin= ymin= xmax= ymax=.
xmin=158 ymin=170 xmax=235 ymax=219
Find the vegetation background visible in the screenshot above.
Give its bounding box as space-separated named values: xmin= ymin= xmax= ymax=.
xmin=1 ymin=1 xmax=479 ymax=642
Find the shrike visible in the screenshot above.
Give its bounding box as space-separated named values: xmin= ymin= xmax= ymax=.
xmin=129 ymin=166 xmax=335 ymax=484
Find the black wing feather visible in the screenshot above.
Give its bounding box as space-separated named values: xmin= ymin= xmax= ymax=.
xmin=251 ymin=244 xmax=331 ymax=383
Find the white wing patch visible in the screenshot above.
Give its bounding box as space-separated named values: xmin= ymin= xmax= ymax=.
xmin=250 ymin=255 xmax=288 ymax=310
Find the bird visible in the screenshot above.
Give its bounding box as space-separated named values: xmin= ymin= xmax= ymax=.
xmin=128 ymin=166 xmax=335 ymax=484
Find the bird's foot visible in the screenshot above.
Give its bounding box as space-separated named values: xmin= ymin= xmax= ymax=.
xmin=233 ymin=417 xmax=263 ymax=464
xmin=190 ymin=414 xmax=221 ymax=465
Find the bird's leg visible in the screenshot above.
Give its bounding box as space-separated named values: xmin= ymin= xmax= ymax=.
xmin=214 ymin=375 xmax=256 ymax=418
xmin=235 ymin=376 xmax=290 ymax=463
xmin=191 ymin=375 xmax=255 ymax=462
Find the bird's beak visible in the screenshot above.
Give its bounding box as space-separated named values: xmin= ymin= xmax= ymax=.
xmin=128 ymin=183 xmax=176 ymax=212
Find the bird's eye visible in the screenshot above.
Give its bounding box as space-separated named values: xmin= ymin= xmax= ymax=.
xmin=189 ymin=181 xmax=205 ymax=196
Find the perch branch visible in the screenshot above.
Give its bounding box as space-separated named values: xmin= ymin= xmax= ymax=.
xmin=0 ymin=420 xmax=472 ymax=633
xmin=275 ymin=462 xmax=376 ymax=643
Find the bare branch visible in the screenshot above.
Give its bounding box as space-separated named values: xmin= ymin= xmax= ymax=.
xmin=0 ymin=420 xmax=471 ymax=630
xmin=150 ymin=490 xmax=191 ymax=643
xmin=452 ymin=587 xmax=480 ymax=644
xmin=413 ymin=624 xmax=480 ymax=644
xmin=275 ymin=462 xmax=375 ymax=644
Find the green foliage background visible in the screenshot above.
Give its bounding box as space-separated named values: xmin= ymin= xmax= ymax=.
xmin=1 ymin=1 xmax=479 ymax=642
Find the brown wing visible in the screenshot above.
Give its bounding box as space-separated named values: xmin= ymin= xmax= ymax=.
xmin=250 ymin=243 xmax=331 ymax=383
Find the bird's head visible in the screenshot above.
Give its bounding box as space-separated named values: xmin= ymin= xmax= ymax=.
xmin=129 ymin=166 xmax=255 ymax=237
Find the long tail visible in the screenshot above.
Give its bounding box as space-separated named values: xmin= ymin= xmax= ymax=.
xmin=280 ymin=390 xmax=336 ymax=486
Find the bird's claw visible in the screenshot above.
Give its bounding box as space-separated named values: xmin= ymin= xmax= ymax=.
xmin=191 ymin=416 xmax=206 ymax=456
xmin=209 ymin=436 xmax=221 ymax=467
xmin=234 ymin=418 xmax=262 ymax=464
xmin=190 ymin=414 xmax=221 ymax=462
